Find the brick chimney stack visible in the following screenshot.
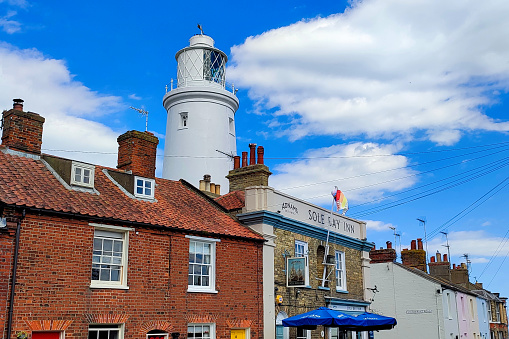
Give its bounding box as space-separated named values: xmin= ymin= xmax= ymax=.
xmin=428 ymin=251 xmax=451 ymax=281
xmin=117 ymin=130 xmax=159 ymax=178
xmin=226 ymin=144 xmax=272 ymax=192
xmin=450 ymin=262 xmax=469 ymax=287
xmin=1 ymin=99 xmax=45 ymax=155
xmin=401 ymin=238 xmax=427 ymax=272
xmin=369 ymin=241 xmax=397 ymax=263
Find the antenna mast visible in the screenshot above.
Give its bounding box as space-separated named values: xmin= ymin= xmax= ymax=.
xmin=440 ymin=231 xmax=451 ymax=262
xmin=417 ymin=217 xmax=429 ymax=267
xmin=462 ymin=253 xmax=471 ymax=279
xmin=130 ymin=106 xmax=149 ymax=132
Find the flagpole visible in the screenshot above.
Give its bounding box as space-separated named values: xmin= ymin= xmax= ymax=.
xmin=321 ymin=198 xmax=334 ymax=288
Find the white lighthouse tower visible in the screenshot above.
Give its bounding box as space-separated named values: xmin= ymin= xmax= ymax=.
xmin=162 ymin=32 xmax=239 ymax=191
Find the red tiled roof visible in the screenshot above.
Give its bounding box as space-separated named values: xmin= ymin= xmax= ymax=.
xmin=0 ymin=149 xmax=263 ymax=241
xmin=215 ymin=190 xmax=245 ymax=211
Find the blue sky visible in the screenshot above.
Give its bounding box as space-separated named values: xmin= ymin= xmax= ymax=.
xmin=1 ymin=0 xmax=508 ymax=297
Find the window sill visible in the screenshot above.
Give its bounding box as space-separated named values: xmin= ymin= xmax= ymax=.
xmin=318 ymin=286 xmax=330 ymax=291
xmin=187 ymin=288 xmax=218 ymax=294
xmin=336 ymin=289 xmax=349 ymax=294
xmin=90 ymin=283 xmax=129 ymax=290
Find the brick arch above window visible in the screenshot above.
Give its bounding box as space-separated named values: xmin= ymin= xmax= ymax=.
xmin=84 ymin=313 xmax=129 ymax=324
xmin=185 ymin=314 xmax=218 ymax=324
xmin=140 ymin=321 xmax=175 ymax=334
xmin=25 ymin=320 xmax=73 ymax=331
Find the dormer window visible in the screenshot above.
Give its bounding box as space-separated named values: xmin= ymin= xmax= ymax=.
xmin=71 ymin=162 xmax=95 ymax=188
xmin=135 ymin=176 xmax=155 ymax=199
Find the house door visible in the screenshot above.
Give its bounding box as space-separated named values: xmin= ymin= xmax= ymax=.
xmin=231 ymin=329 xmax=246 ymax=339
xmin=32 ymin=332 xmax=61 ymax=339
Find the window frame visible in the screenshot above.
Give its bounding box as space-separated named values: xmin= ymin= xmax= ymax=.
xmin=187 ymin=323 xmax=215 ymax=339
xmin=335 ymin=250 xmax=347 ymax=292
xmin=186 ymin=235 xmax=220 ymax=293
xmin=179 ymin=112 xmax=189 ymax=129
xmin=71 ymin=161 xmax=95 ymax=188
xmin=88 ymin=324 xmax=124 ymax=339
xmin=134 ymin=176 xmax=155 ymax=199
xmin=90 ymin=224 xmax=131 ymax=289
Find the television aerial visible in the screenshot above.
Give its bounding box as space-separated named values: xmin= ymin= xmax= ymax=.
xmin=130 ymin=106 xmax=149 ymax=132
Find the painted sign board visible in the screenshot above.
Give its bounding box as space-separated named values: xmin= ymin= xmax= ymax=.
xmin=271 ymin=190 xmax=364 ymax=240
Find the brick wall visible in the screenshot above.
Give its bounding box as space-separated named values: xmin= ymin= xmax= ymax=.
xmin=273 ymin=228 xmax=365 ymax=338
xmin=1 ymin=212 xmax=263 ymax=339
xmin=117 ymin=131 xmax=159 ymax=178
xmin=226 ymin=164 xmax=272 ymax=192
xmin=1 ymin=109 xmax=45 ymax=154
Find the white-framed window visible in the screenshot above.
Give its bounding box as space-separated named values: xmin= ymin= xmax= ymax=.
xmin=470 ymin=298 xmax=475 ymax=321
xmin=179 ymin=112 xmax=188 ymax=129
xmin=91 ymin=225 xmax=130 ymax=289
xmin=488 ymin=302 xmax=492 ymax=322
xmin=495 ymin=304 xmax=501 ymax=322
xmin=88 ymin=324 xmax=123 ymax=339
xmin=188 ymin=323 xmax=215 ymax=339
xmin=147 ymin=330 xmax=168 ymax=339
xmin=335 ymin=250 xmax=347 ymax=291
xmin=71 ymin=162 xmax=95 ymax=188
xmin=229 ymin=117 xmax=235 ymax=135
xmin=296 ymin=328 xmax=310 ymax=339
xmin=135 ymin=176 xmax=155 ymax=199
xmin=446 ymin=292 xmax=453 ymax=319
xmin=187 ymin=235 xmax=219 ymax=293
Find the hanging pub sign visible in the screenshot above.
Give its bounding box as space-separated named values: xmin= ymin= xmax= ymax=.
xmin=287 ymin=257 xmax=308 ymax=287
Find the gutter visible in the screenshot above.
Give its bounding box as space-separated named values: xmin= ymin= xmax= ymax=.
xmin=6 ymin=208 xmax=25 ymax=339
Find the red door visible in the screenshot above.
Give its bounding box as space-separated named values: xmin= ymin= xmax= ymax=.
xmin=32 ymin=332 xmax=60 ymax=339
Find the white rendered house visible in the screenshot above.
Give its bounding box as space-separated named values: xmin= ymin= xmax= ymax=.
xmin=162 ymin=33 xmax=239 ymax=190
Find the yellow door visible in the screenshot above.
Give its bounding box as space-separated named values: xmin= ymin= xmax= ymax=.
xmin=231 ymin=329 xmax=246 ymax=339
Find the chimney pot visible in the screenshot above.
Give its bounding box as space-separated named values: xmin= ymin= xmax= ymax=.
xmin=13 ymin=98 xmax=24 ymax=111
xmin=257 ymin=146 xmax=264 ymax=164
xmin=199 ymin=179 xmax=206 ymax=191
xmin=436 ymin=252 xmax=442 ymax=262
xmin=411 ymin=240 xmax=417 ymax=250
xmin=204 ymin=174 xmax=211 ymax=182
xmin=453 ymin=264 xmax=456 ymax=269
xmin=430 ymin=256 xmax=436 ymax=263
xmin=386 ymin=241 xmax=392 ymax=249
xmin=249 ymin=143 xmax=256 ymax=165
xmin=443 ymin=254 xmax=448 ymax=262
xmin=242 ymin=152 xmax=248 ymax=167
xmin=210 ymin=183 xmax=216 ymax=193
xmin=234 ymin=156 xmax=240 ymax=169
xmin=417 ymin=238 xmax=423 ymax=250
xmin=215 ymin=184 xmax=220 ymax=195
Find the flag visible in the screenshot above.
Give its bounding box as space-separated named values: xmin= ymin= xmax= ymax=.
xmin=331 ymin=186 xmax=348 ymax=214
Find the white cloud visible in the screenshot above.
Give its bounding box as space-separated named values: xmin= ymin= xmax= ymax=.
xmin=0 ymin=10 xmax=21 ymax=33
xmin=481 ymin=221 xmax=491 ymax=227
xmin=0 ymin=0 xmax=28 ymax=6
xmin=365 ymin=220 xmax=396 ymax=232
xmin=428 ymin=230 xmax=509 ymax=257
xmin=128 ymin=93 xmax=142 ymax=100
xmin=228 ymin=0 xmax=509 ymax=144
xmin=271 ymin=142 xmax=417 ymax=206
xmin=0 ymin=42 xmax=124 ymax=167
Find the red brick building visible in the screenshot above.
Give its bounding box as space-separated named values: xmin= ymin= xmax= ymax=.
xmin=0 ymin=100 xmax=264 ymax=339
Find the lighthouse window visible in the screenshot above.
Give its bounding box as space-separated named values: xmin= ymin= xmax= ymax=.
xmin=179 ymin=112 xmax=188 ymax=129
xmin=203 ymin=49 xmax=225 ymax=85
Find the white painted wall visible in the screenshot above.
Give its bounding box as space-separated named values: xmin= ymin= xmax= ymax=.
xmin=443 ymin=288 xmax=460 ymax=339
xmin=370 ymin=262 xmax=445 ymax=339
xmin=477 ymin=297 xmax=490 ymax=339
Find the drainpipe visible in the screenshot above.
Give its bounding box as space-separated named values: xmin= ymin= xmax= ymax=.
xmin=7 ymin=208 xmax=25 ymax=339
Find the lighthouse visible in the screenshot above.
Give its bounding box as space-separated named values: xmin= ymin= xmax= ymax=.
xmin=162 ymin=33 xmax=239 ymax=191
